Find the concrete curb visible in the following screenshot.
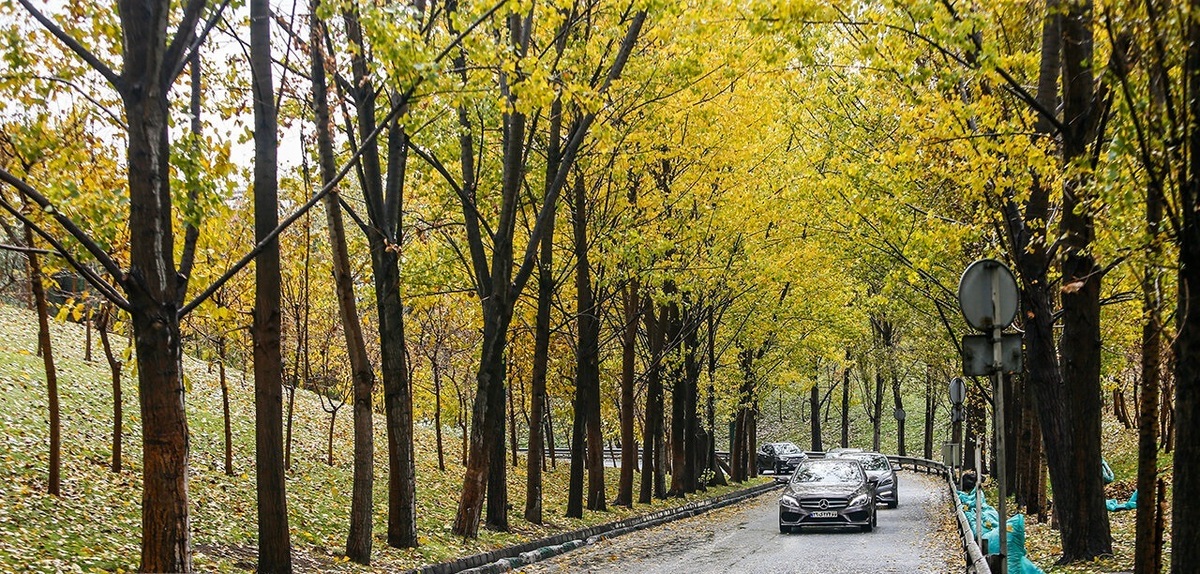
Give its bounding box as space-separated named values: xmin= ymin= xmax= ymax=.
xmin=410 ymin=480 xmax=781 ymax=574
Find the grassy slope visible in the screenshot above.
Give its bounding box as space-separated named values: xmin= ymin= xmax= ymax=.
xmin=0 ymin=305 xmax=761 ymax=573
xmin=1021 ymin=413 xmax=1174 ymax=573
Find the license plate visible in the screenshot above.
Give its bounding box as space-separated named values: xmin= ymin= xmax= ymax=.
xmin=810 ymin=510 xmax=838 ymax=518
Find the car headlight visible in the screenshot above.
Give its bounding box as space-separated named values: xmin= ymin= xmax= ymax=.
xmin=879 ymin=475 xmax=894 ymax=486
xmin=849 ymin=494 xmax=870 ymax=507
xmin=780 ymin=495 xmax=801 ymax=508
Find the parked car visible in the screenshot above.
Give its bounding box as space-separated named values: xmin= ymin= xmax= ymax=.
xmin=778 ymin=458 xmax=878 ymax=533
xmin=823 ymin=447 xmax=864 ymax=458
xmin=757 ymin=442 xmax=808 ymax=476
xmin=840 ymin=451 xmax=899 ymax=508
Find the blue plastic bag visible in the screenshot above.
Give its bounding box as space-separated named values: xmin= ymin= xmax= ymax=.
xmin=981 ymin=514 xmax=1045 ymax=574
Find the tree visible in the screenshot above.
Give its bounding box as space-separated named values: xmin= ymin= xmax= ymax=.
xmin=250 ymin=0 xmax=292 ymax=568
xmin=309 ymin=1 xmax=376 ymax=562
xmin=0 ymin=0 xmax=234 ymax=568
xmin=436 ymin=3 xmax=647 ymax=537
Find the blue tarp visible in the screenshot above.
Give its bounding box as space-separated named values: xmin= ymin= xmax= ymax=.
xmin=1106 ymin=489 xmax=1138 ymax=512
xmin=958 ymin=488 xmax=1045 ymax=574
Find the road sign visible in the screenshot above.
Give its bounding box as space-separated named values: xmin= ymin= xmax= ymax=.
xmin=962 ymin=333 xmax=1023 ymax=376
xmin=957 ymin=259 xmax=1019 ymax=330
xmin=949 ymin=377 xmax=966 ymax=404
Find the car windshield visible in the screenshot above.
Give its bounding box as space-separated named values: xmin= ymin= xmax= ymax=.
xmin=776 ymin=443 xmax=802 ymax=456
xmin=850 ymin=454 xmax=889 ymax=471
xmin=791 ymin=462 xmax=861 ymax=485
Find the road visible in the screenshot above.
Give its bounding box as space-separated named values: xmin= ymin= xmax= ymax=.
xmin=516 ymin=471 xmax=960 ymax=574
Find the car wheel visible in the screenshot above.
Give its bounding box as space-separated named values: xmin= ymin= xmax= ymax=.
xmin=861 ymin=522 xmax=873 ymax=533
xmin=871 ymin=510 xmax=878 ymax=528
xmin=779 ymin=523 xmax=791 ymax=534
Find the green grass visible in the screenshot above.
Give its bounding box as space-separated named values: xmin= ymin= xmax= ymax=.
xmin=0 ymin=304 xmax=764 ymax=572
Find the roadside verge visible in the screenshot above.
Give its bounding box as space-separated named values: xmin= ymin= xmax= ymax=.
xmin=408 ymin=480 xmax=781 ymax=574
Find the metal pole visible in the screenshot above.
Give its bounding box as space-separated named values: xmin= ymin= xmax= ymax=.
xmin=991 ymin=268 xmax=1008 ymax=574
xmin=975 ymin=439 xmax=983 ymax=549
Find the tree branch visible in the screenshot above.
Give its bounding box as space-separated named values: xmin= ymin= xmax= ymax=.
xmin=17 ymin=0 xmax=121 ymax=88
xmin=0 ymin=197 xmax=130 ymax=310
xmin=0 ymin=167 xmax=125 ymax=282
xmin=0 ymin=243 xmax=58 ymax=256
xmin=166 ymin=0 xmax=233 ymax=84
xmin=181 ymin=0 xmax=506 ymax=318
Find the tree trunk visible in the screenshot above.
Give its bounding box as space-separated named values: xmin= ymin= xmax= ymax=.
xmin=338 ymin=6 xmax=419 ymax=548
xmin=667 ymin=300 xmax=688 ymax=496
xmin=892 ymin=376 xmax=904 ymax=456
xmin=706 ymin=306 xmax=726 ymax=487
xmin=311 ymin=12 xmax=375 ymax=559
xmin=25 ymin=226 xmax=59 ymax=495
xmin=452 ymin=297 xmax=514 ymax=537
xmin=509 ymin=382 xmax=519 ymax=467
xmin=872 ymin=371 xmax=883 ymax=452
xmin=327 ymin=408 xmax=338 ymax=466
xmin=251 ymin=0 xmax=291 ymax=567
xmin=923 ymin=368 xmax=935 ymax=460
xmin=640 ymin=303 xmax=667 ymax=501
xmin=487 ymin=381 xmax=508 ymax=530
xmin=810 ymin=383 xmax=822 ymax=452
xmin=749 ymin=400 xmax=759 ymax=477
xmin=1053 ymin=0 xmax=1112 ymax=558
xmin=460 ymin=391 xmax=469 ymax=466
xmin=525 ymin=226 xmax=553 ymax=520
xmin=525 ymin=31 xmax=566 ymax=519
xmin=1172 ymin=0 xmax=1200 ymax=568
xmin=97 ymin=305 xmax=123 ymax=473
xmin=546 ymin=395 xmax=557 ymax=469
xmin=84 ymin=308 xmax=93 ymax=362
xmin=220 ymin=339 xmax=233 ymax=476
xmin=682 ymin=305 xmax=702 ymax=494
xmin=435 ymin=370 xmax=446 ymax=472
xmin=1134 ymin=133 xmax=1166 ymax=574
xmin=284 ymin=383 xmax=295 ymax=471
xmin=841 ymin=365 xmax=850 ymax=448
xmin=616 ymin=282 xmax=639 ymax=506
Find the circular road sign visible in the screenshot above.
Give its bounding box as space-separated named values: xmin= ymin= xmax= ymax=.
xmin=957 ymin=259 xmax=1019 ymax=331
xmin=949 ymin=377 xmax=966 ymax=405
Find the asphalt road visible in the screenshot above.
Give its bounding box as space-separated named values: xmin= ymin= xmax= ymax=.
xmin=516 ymin=471 xmax=960 ymax=574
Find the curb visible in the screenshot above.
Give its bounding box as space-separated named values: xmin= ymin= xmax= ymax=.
xmin=409 ymin=480 xmax=781 ymax=574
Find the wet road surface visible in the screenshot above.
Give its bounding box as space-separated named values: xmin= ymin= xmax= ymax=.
xmin=517 ymin=471 xmax=960 ymax=574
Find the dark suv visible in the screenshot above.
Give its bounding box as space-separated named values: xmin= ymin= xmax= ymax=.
xmin=757 ymin=442 xmax=808 ymax=476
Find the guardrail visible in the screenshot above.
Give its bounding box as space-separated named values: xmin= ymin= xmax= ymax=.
xmin=878 ymin=454 xmax=988 ymax=574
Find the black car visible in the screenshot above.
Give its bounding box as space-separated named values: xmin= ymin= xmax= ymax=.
xmin=757 ymin=442 xmax=808 ymax=476
xmin=840 ymin=451 xmax=899 ymax=508
xmin=778 ymin=458 xmax=878 ymax=533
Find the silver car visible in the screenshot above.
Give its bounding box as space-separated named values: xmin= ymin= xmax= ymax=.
xmin=778 ymin=459 xmax=878 ymax=533
xmin=841 ymin=452 xmax=899 ymax=508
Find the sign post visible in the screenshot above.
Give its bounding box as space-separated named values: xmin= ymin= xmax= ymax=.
xmin=957 ymin=259 xmax=1021 ymax=574
xmin=948 ymin=377 xmax=965 ymax=476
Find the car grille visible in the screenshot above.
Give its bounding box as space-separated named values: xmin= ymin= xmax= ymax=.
xmin=799 ymin=496 xmax=849 ymax=510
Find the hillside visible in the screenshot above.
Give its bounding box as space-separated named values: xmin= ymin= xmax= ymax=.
xmin=0 ymin=304 xmax=758 ymax=572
